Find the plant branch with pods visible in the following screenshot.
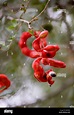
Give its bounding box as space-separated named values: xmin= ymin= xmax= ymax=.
xmin=0 ymin=0 xmax=66 ymax=93
xmin=19 ymin=30 xmax=66 ymax=86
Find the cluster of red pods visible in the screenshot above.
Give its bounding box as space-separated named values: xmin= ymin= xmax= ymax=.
xmin=0 ymin=30 xmax=66 ymax=93
xmin=19 ymin=30 xmax=66 ymax=86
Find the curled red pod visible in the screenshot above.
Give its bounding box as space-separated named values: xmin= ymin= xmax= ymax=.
xmin=33 ymin=30 xmax=48 ymax=52
xmin=19 ymin=31 xmax=32 ymax=48
xmin=32 ymin=57 xmax=47 ymax=82
xmin=41 ymin=58 xmax=66 ymax=68
xmin=49 ymin=58 xmax=66 ymax=68
xmin=32 ymin=57 xmax=42 ymax=71
xmin=21 ymin=47 xmax=40 ymax=58
xmin=32 ymin=37 xmax=47 ymax=52
xmin=19 ymin=31 xmax=40 ymax=58
xmin=0 ymin=74 xmax=11 ymax=93
xmin=32 ymin=57 xmax=56 ymax=85
xmin=32 ymin=37 xmax=41 ymax=51
xmin=34 ymin=71 xmax=47 ymax=82
xmin=40 ymin=38 xmax=47 ymax=48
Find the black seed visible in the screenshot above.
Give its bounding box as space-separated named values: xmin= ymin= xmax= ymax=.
xmin=46 ymin=53 xmax=50 ymax=57
xmin=51 ymin=73 xmax=56 ymax=77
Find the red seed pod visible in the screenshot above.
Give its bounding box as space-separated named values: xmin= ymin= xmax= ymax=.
xmin=34 ymin=71 xmax=47 ymax=82
xmin=19 ymin=32 xmax=32 ymax=48
xmin=48 ymin=80 xmax=55 ymax=86
xmin=32 ymin=57 xmax=42 ymax=71
xmin=33 ymin=30 xmax=48 ymax=51
xmin=32 ymin=37 xmax=47 ymax=52
xmin=19 ymin=32 xmax=40 ymax=58
xmin=36 ymin=30 xmax=48 ymax=49
xmin=33 ymin=31 xmax=59 ymax=53
xmin=32 ymin=57 xmax=47 ymax=82
xmin=0 ymin=74 xmax=11 ymax=93
xmin=40 ymin=38 xmax=47 ymax=48
xmin=21 ymin=47 xmax=40 ymax=58
xmin=39 ymin=30 xmax=48 ymax=38
xmin=32 ymin=37 xmax=41 ymax=51
xmin=41 ymin=58 xmax=66 ymax=68
xmin=43 ymin=45 xmax=60 ymax=52
xmin=49 ymin=58 xmax=66 ymax=68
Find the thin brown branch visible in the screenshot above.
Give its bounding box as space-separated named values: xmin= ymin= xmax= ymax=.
xmin=6 ymin=0 xmax=50 ymax=29
xmin=20 ymin=0 xmax=31 ymax=18
xmin=7 ymin=16 xmax=32 ymax=29
xmin=29 ymin=0 xmax=50 ymax=24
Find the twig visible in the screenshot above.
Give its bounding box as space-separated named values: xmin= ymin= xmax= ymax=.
xmin=7 ymin=16 xmax=32 ymax=29
xmin=20 ymin=0 xmax=31 ymax=18
xmin=29 ymin=0 xmax=50 ymax=24
xmin=7 ymin=16 xmax=28 ymax=24
xmin=7 ymin=0 xmax=50 ymax=29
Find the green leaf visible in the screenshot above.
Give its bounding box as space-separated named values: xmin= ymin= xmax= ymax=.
xmin=28 ymin=29 xmax=34 ymax=35
xmin=7 ymin=19 xmax=18 ymax=30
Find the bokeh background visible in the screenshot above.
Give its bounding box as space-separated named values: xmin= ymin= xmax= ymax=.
xmin=0 ymin=0 xmax=74 ymax=107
